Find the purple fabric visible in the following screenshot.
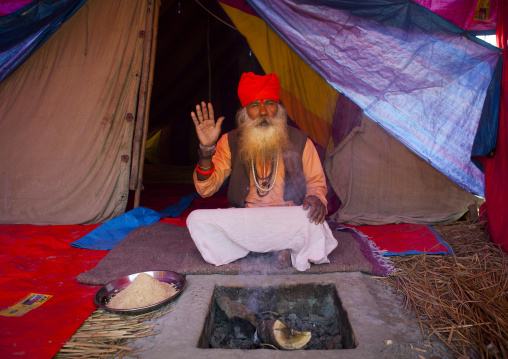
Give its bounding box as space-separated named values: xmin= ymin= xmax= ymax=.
xmin=0 ymin=0 xmax=33 ymax=17
xmin=331 ymin=94 xmax=364 ymax=147
xmin=327 ymin=221 xmax=394 ymax=277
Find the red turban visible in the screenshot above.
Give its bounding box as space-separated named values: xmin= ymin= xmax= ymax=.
xmin=237 ymin=72 xmax=280 ymax=107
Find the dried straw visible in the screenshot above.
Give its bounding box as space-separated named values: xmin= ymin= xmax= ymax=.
xmin=55 ymin=305 xmax=175 ymax=358
xmin=380 ymin=219 xmax=508 ymax=359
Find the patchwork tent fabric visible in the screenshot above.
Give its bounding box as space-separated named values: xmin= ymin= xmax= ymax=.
xmin=0 ymin=0 xmax=506 ymax=355
xmin=219 ymin=0 xmax=498 ymax=225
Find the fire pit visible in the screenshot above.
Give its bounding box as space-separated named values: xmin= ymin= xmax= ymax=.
xmin=124 ymin=273 xmax=427 ymax=359
xmin=198 ymin=283 xmax=357 ymax=350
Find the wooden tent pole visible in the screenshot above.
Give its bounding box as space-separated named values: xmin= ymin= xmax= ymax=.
xmin=129 ymin=0 xmax=155 ymax=192
xmin=129 ymin=1 xmax=156 ymax=198
xmin=133 ymin=0 xmax=160 ymax=208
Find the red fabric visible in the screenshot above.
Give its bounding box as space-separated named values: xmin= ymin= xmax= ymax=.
xmin=348 ymin=224 xmax=451 ymax=255
xmin=237 ymin=72 xmax=280 ymax=107
xmin=0 ymin=224 xmax=106 ymax=358
xmin=128 ymin=183 xmax=230 ymax=226
xmin=159 ymin=193 xmax=230 ymax=226
xmin=483 ymin=1 xmax=508 ymax=254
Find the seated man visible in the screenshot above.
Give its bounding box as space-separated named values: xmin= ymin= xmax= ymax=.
xmin=186 ymin=72 xmax=337 ymax=271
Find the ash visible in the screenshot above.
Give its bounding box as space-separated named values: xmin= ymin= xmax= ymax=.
xmin=209 ymin=308 xmax=343 ymax=350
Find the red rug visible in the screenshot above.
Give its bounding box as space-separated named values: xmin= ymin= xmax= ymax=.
xmin=348 ymin=223 xmax=453 ymax=255
xmin=0 ymin=224 xmax=106 ymax=358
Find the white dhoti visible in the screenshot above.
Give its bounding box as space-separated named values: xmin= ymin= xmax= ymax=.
xmin=186 ymin=206 xmax=338 ymax=271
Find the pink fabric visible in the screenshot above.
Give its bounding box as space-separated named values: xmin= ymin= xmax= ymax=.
xmin=220 ymin=0 xmax=498 ymax=31
xmin=482 ymin=1 xmax=508 ymax=254
xmin=186 ymin=206 xmax=338 ymax=271
xmin=414 ymin=0 xmax=498 ymax=31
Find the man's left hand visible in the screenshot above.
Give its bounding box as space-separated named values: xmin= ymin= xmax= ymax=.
xmin=302 ymin=195 xmax=327 ymax=224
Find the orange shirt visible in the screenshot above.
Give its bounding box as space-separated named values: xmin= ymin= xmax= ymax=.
xmin=193 ymin=133 xmax=327 ymax=207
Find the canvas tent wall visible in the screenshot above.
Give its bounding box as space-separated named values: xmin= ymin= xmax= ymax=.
xmin=0 ymin=0 xmax=148 ymax=224
xmin=324 ymin=100 xmax=482 ymax=225
xmin=0 ymin=0 xmax=506 ymax=252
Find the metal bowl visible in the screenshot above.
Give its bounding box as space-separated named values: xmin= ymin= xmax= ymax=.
xmin=94 ymin=270 xmax=186 ymax=314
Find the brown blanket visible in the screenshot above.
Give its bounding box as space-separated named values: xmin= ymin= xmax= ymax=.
xmin=78 ymin=222 xmax=393 ymax=286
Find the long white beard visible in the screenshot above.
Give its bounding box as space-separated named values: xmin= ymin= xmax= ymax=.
xmin=236 ymin=105 xmax=290 ymax=165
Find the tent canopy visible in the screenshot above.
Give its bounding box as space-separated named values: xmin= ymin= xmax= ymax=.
xmin=0 ymin=0 xmax=502 ymax=226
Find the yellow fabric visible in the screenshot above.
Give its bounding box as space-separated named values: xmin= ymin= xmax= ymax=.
xmin=145 ymin=129 xmax=162 ymax=164
xmin=0 ymin=0 xmax=147 ymax=224
xmin=219 ymin=3 xmax=340 ymax=149
xmin=193 ymin=134 xmax=328 ymax=207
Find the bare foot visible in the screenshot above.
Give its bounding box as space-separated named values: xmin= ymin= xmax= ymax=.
xmin=274 ymin=250 xmax=291 ymax=269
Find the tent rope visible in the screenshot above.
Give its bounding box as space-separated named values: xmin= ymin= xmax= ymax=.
xmin=194 ymin=0 xmax=237 ymax=31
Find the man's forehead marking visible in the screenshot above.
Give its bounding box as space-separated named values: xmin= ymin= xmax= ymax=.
xmin=249 ymin=99 xmax=277 ymax=105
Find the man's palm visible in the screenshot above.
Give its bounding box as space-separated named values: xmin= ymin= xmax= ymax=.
xmin=191 ymin=102 xmax=225 ymax=147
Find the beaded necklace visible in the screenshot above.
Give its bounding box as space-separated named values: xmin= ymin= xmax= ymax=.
xmin=251 ymin=155 xmax=279 ymax=195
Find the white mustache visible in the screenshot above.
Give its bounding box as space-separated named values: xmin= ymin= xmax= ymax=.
xmin=256 ymin=115 xmax=271 ymax=125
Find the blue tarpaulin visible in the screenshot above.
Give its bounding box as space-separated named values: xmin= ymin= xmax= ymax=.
xmin=70 ymin=193 xmax=199 ymax=250
xmin=0 ymin=0 xmax=85 ymax=83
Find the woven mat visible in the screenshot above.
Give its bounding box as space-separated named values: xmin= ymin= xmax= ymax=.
xmin=77 ymin=222 xmax=392 ymax=286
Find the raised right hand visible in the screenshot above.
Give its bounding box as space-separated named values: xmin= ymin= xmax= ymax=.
xmin=191 ymin=101 xmax=225 ymax=147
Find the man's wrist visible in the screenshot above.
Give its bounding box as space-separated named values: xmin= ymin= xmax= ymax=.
xmin=199 ymin=143 xmax=216 ymax=151
xmin=196 ymin=162 xmax=215 ymax=176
